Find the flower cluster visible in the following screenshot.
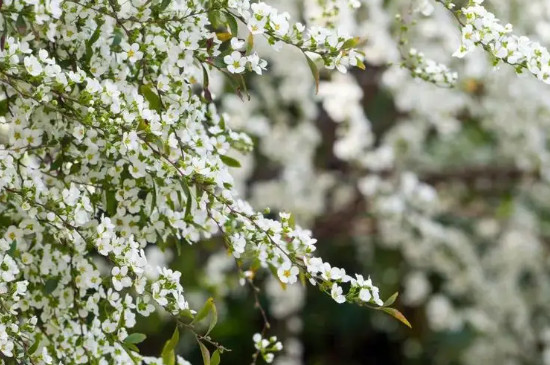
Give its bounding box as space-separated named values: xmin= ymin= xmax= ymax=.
xmin=405 ymin=48 xmax=458 ymax=86
xmin=452 ymin=0 xmax=550 ymax=84
xmin=228 ymin=0 xmax=366 ymax=72
xmin=252 ymin=333 xmax=283 ymax=363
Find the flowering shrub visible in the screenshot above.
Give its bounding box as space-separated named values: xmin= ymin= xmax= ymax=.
xmin=0 ymin=0 xmax=408 ymax=364
xmin=2 ymin=0 xmax=550 ymax=364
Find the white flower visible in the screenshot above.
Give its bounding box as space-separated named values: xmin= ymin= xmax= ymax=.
xmin=359 ymin=288 xmax=372 ymax=302
xmin=62 ymin=184 xmax=80 ymax=207
xmin=270 ymin=13 xmax=290 ymax=36
xmin=224 ymin=51 xmax=246 ymax=73
xmin=121 ymin=43 xmax=143 ymax=63
xmin=24 ymin=55 xmax=43 ymax=76
xmin=247 ymin=53 xmax=268 ymax=75
xmin=0 ymin=255 xmax=19 ymax=282
xmin=231 ymin=234 xmax=246 ymax=258
xmin=331 ymin=283 xmax=346 ymax=304
xmin=46 ymin=0 xmax=63 ymax=18
xmin=231 ymin=37 xmax=245 ymax=50
xmin=248 ymin=17 xmax=267 ymax=34
xmin=277 ymin=261 xmax=299 ymax=284
xmin=112 ymin=266 xmax=132 ymax=291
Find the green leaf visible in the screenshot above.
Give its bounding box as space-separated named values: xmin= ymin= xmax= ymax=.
xmin=0 ymin=98 xmax=9 ymax=116
xmin=15 ymin=14 xmax=26 ymax=35
xmin=139 ymin=84 xmax=162 ymax=112
xmin=105 ymin=190 xmax=117 ymax=216
xmin=167 ymin=234 xmax=182 ymax=256
xmin=226 ymin=13 xmax=239 ymax=36
xmin=188 ymin=297 xmax=218 ymax=337
xmin=206 ymin=300 xmax=217 ymax=336
xmin=179 ymin=179 xmax=193 ymax=219
xmin=43 ymin=277 xmax=59 ymax=295
xmin=85 ymin=23 xmax=104 ymax=63
xmin=208 ymin=10 xmax=222 ymax=29
xmin=112 ymin=28 xmax=124 ymax=46
xmin=7 ymin=240 xmax=16 ymax=257
xmin=192 ymin=297 xmax=214 ymax=325
xmin=124 ymin=343 xmax=140 ymax=353
xmin=378 ymin=307 xmax=411 ymax=328
xmin=124 ymin=333 xmax=147 ymax=344
xmin=383 ymin=292 xmax=399 ymax=307
xmin=356 ymin=58 xmax=366 ymax=70
xmin=28 ymin=334 xmax=42 ymax=355
xmin=288 ymin=213 xmax=296 ymax=229
xmin=341 ymin=37 xmax=359 ymax=50
xmin=161 ymin=350 xmax=175 ymax=365
xmin=70 ymin=162 xmax=81 ymax=174
xmin=246 ymin=32 xmax=254 ymax=54
xmin=50 ymin=154 xmax=64 ymax=171
xmin=198 ymin=341 xmax=210 ymax=365
xmin=220 ymin=71 xmax=245 ymax=101
xmin=150 ymin=180 xmax=157 ymax=215
xmin=202 ymin=63 xmax=212 ymax=102
xmin=202 ymin=64 xmax=210 ymax=90
xmin=87 ymin=24 xmax=103 ymax=47
xmin=212 ymin=55 xmax=227 ymax=70
xmin=159 ymin=0 xmax=172 ymax=11
xmin=219 ymin=154 xmax=241 ymax=168
xmin=161 ymin=328 xmax=179 ymax=365
xmin=85 ymin=44 xmax=93 ymax=64
xmin=210 ymin=350 xmax=221 ymax=365
xmin=179 ymin=309 xmax=194 ymax=320
xmin=304 ymin=53 xmax=320 ymax=94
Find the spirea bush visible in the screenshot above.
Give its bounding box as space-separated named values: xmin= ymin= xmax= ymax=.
xmin=1 ymin=0 xmax=549 ymax=364
xmin=0 ymin=0 xmax=403 ymax=363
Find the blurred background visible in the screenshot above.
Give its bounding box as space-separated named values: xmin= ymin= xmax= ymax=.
xmin=136 ymin=0 xmax=550 ymax=364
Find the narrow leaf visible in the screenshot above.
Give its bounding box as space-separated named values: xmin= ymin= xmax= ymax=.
xmin=150 ymin=180 xmax=157 ymax=215
xmin=379 ymin=307 xmax=412 ymax=328
xmin=246 ymin=32 xmax=254 ymax=54
xmin=43 ymin=277 xmax=59 ymax=295
xmin=202 ymin=63 xmax=212 ymax=102
xmin=192 ymin=297 xmax=214 ymax=325
xmin=139 ymin=84 xmax=162 ymax=112
xmin=15 ymin=13 xmax=26 ymax=35
xmin=210 ymin=349 xmax=221 ymax=365
xmin=124 ymin=333 xmax=147 ymax=344
xmin=304 ymin=53 xmax=320 ymax=94
xmin=206 ymin=301 xmax=217 ymax=336
xmin=341 ymin=37 xmax=360 ymax=50
xmin=159 ymin=0 xmax=172 ymax=11
xmin=226 ymin=13 xmax=239 ymax=36
xmin=50 ymin=154 xmax=64 ymax=171
xmin=383 ymin=292 xmax=399 ymax=307
xmin=0 ymin=98 xmax=9 ymax=116
xmin=198 ymin=341 xmax=211 ymax=365
xmin=28 ymin=334 xmax=42 ymax=355
xmin=161 ymin=327 xmax=179 ymax=365
xmin=87 ymin=24 xmax=103 ymax=47
xmin=179 ymin=179 xmax=193 ymax=219
xmin=220 ymin=154 xmax=241 ymax=168
xmin=105 ymin=190 xmax=117 ymax=216
xmin=161 ymin=349 xmax=175 ymax=365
